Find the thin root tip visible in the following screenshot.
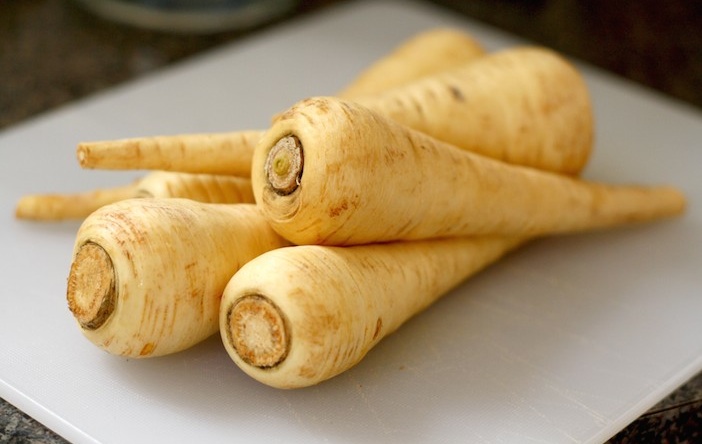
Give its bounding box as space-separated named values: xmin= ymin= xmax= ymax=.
xmin=226 ymin=294 xmax=289 ymax=369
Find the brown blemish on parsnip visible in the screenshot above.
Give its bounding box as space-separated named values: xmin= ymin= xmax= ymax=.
xmin=227 ymin=295 xmax=289 ymax=368
xmin=66 ymin=242 xmax=116 ymax=330
xmin=448 ymin=85 xmax=465 ymax=101
xmin=372 ymin=317 xmax=383 ymax=341
xmin=328 ymin=200 xmax=349 ymax=218
xmin=139 ymin=342 xmax=155 ymax=356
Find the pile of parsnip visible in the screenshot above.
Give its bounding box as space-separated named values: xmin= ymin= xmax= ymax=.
xmin=17 ymin=28 xmax=686 ymax=389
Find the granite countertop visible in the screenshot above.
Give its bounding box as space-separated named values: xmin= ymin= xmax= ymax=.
xmin=1 ymin=0 xmax=700 ymax=442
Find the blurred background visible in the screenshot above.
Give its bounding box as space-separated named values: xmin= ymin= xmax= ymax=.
xmin=1 ymin=0 xmax=700 ymax=442
xmin=1 ymin=0 xmax=701 ymax=130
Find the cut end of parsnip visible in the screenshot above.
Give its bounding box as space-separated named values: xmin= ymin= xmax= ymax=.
xmin=265 ymin=135 xmax=303 ymax=195
xmin=66 ymin=242 xmax=116 ymax=330
xmin=226 ymin=294 xmax=289 ymax=369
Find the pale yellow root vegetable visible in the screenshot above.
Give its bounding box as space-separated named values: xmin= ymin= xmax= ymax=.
xmin=354 ymin=46 xmax=595 ymax=175
xmin=253 ymin=96 xmax=685 ymax=245
xmin=220 ymin=236 xmax=524 ymax=389
xmin=15 ymin=184 xmax=137 ymax=221
xmin=336 ymin=28 xmax=485 ymax=98
xmin=136 ymin=171 xmax=254 ymax=203
xmin=66 ymin=199 xmax=288 ymax=357
xmin=15 ymin=171 xmax=254 ymax=221
xmin=75 ymin=28 xmax=486 ymax=176
xmin=76 ymin=130 xmax=263 ymax=176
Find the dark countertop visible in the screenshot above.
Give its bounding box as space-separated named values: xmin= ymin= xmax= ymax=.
xmin=1 ymin=0 xmax=700 ymax=442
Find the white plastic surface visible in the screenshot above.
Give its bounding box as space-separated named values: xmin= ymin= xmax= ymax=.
xmin=1 ymin=1 xmax=701 ymax=443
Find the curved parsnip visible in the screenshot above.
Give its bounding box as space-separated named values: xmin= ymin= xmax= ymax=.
xmin=220 ymin=237 xmax=523 ymax=389
xmin=355 ymin=46 xmax=594 ymax=175
xmin=15 ymin=171 xmax=254 ymax=221
xmin=337 ymin=28 xmax=485 ymax=98
xmin=66 ymin=199 xmax=288 ymax=357
xmin=252 ymin=97 xmax=685 ymax=245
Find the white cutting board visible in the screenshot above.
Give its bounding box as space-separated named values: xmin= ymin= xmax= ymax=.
xmin=1 ymin=1 xmax=701 ymax=443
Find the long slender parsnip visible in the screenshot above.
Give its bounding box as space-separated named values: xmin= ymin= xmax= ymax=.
xmin=66 ymin=199 xmax=288 ymax=357
xmin=220 ymin=236 xmax=524 ymax=389
xmin=353 ymin=46 xmax=594 ymax=175
xmin=16 ymin=183 xmax=137 ymax=221
xmin=253 ymin=97 xmax=685 ymax=245
xmin=76 ymin=131 xmax=263 ymax=176
xmin=15 ymin=171 xmax=254 ymax=221
xmin=76 ymin=28 xmax=487 ymax=175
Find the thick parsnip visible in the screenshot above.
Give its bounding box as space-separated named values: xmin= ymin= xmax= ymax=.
xmin=220 ymin=236 xmax=524 ymax=389
xmin=66 ymin=199 xmax=288 ymax=357
xmin=15 ymin=171 xmax=254 ymax=221
xmin=252 ymin=96 xmax=685 ymax=245
xmin=77 ymin=131 xmax=262 ymax=176
xmin=75 ymin=28 xmax=486 ymax=175
xmin=355 ymin=46 xmax=594 ymax=175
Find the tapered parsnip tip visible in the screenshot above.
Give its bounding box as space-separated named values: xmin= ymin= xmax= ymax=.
xmin=225 ymin=294 xmax=289 ymax=368
xmin=66 ymin=242 xmax=116 ymax=330
xmin=15 ymin=194 xmax=72 ymax=220
xmin=264 ymin=135 xmax=303 ymax=195
xmin=15 ymin=195 xmax=44 ymax=220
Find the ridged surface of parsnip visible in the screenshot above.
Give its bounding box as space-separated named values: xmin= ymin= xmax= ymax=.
xmin=355 ymin=46 xmax=594 ymax=175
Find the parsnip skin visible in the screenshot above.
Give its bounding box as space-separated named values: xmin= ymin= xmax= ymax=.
xmin=355 ymin=46 xmax=594 ymax=175
xmin=136 ymin=171 xmax=254 ymax=204
xmin=77 ymin=131 xmax=263 ymax=176
xmin=336 ymin=28 xmax=485 ymax=98
xmin=252 ymin=97 xmax=686 ymax=246
xmin=220 ymin=237 xmax=524 ymax=389
xmin=66 ymin=199 xmax=288 ymax=358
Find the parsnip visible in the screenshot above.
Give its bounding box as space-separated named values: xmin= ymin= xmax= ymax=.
xmin=354 ymin=46 xmax=594 ymax=175
xmin=66 ymin=199 xmax=288 ymax=357
xmin=252 ymin=96 xmax=685 ymax=245
xmin=15 ymin=171 xmax=254 ymax=220
xmin=220 ymin=236 xmax=524 ymax=389
xmin=76 ymin=131 xmax=262 ymax=176
xmin=75 ymin=28 xmax=486 ymax=175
